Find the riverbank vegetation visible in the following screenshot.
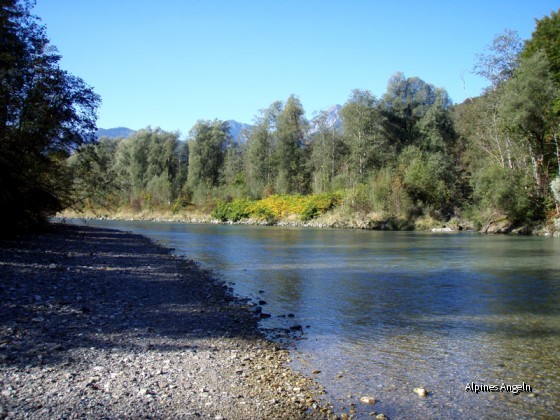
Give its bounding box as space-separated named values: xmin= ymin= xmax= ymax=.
xmin=68 ymin=9 xmax=560 ymax=233
xmin=3 ymin=1 xmax=560 ymax=235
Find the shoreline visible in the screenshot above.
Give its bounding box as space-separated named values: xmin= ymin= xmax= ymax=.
xmin=57 ymin=209 xmax=559 ymax=237
xmin=0 ymin=223 xmax=332 ymax=418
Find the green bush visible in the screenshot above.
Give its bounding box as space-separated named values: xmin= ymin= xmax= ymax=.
xmin=212 ymin=199 xmax=252 ymax=222
xmin=399 ymin=146 xmax=454 ymax=214
xmin=301 ymin=203 xmax=319 ymax=221
xmin=471 ymin=164 xmax=544 ymax=223
xmin=212 ymin=193 xmax=342 ymax=222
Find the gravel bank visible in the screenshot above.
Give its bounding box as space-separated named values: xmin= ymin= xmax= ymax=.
xmin=0 ymin=224 xmax=329 ymax=419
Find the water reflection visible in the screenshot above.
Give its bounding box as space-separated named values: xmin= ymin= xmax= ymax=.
xmin=77 ymin=220 xmax=560 ymax=418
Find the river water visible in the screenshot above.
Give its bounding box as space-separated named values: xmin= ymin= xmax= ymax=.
xmin=73 ymin=220 xmax=560 ymax=418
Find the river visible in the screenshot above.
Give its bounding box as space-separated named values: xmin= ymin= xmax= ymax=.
xmin=72 ymin=219 xmax=560 ymax=418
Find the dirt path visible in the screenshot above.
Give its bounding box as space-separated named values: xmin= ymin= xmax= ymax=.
xmin=0 ymin=224 xmax=329 ymax=419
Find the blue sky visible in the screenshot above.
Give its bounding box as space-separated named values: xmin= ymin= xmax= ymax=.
xmin=34 ymin=0 xmax=558 ymax=137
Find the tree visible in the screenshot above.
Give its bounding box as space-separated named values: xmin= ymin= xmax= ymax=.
xmin=0 ymin=0 xmax=100 ymax=233
xmin=523 ymin=9 xmax=560 ymax=85
xmin=471 ymin=163 xmax=538 ymax=223
xmin=469 ymin=30 xmax=526 ymax=175
xmin=499 ymin=51 xmax=559 ymax=195
xmin=416 ymin=88 xmax=456 ymax=153
xmin=174 ymin=140 xmax=189 ymax=199
xmin=143 ymin=128 xmax=180 ymax=206
xmin=245 ymin=102 xmax=281 ymax=198
xmin=186 ymin=120 xmax=230 ymax=200
xmin=112 ymin=138 xmax=134 ymax=203
xmin=68 ymin=137 xmax=120 ymax=209
xmin=340 ymin=89 xmax=389 ymax=185
xmin=222 ymin=140 xmax=247 ymax=198
xmin=398 ymin=146 xmax=456 ymax=216
xmin=523 ymin=8 xmax=560 ymax=176
xmin=275 ymin=95 xmax=308 ymax=194
xmin=474 ymin=29 xmax=523 ymax=89
xmin=309 ymin=110 xmax=346 ymax=193
xmin=104 ymin=128 xmax=181 ymax=208
xmin=381 ymin=73 xmax=438 ymax=150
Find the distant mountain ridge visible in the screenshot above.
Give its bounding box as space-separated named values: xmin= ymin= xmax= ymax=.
xmin=308 ymin=104 xmax=342 ymax=135
xmin=96 ymin=127 xmax=136 ymax=139
xmin=96 ymin=105 xmax=343 ymax=142
xmin=226 ymin=120 xmax=253 ymax=143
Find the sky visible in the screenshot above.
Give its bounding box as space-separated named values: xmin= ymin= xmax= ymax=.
xmin=34 ymin=0 xmax=559 ymax=137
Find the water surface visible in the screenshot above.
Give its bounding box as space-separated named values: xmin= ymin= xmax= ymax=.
xmin=75 ymin=220 xmax=560 ymax=418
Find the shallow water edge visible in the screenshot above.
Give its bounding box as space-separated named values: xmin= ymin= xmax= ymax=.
xmin=0 ymin=223 xmax=334 ymax=418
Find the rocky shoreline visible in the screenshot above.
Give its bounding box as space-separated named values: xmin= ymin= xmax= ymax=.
xmin=0 ymin=223 xmax=332 ymax=419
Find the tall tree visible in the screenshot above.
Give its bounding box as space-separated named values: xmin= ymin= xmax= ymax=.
xmin=381 ymin=73 xmax=437 ymax=150
xmin=68 ymin=137 xmax=120 ymax=209
xmin=144 ymin=128 xmax=180 ymax=206
xmin=309 ymin=110 xmax=345 ymax=193
xmin=174 ymin=140 xmax=189 ymax=199
xmin=474 ymin=29 xmax=524 ymax=89
xmin=0 ymin=0 xmax=100 ymax=233
xmin=275 ymin=95 xmax=307 ymax=194
xmin=245 ymin=102 xmax=281 ymax=197
xmin=222 ymin=140 xmax=247 ymax=197
xmin=340 ymin=89 xmax=389 ymax=185
xmin=455 ymin=91 xmax=523 ymax=171
xmin=186 ymin=120 xmax=230 ymax=197
xmin=523 ymin=8 xmax=560 ymax=176
xmin=499 ymin=51 xmax=559 ymax=195
xmin=523 ymin=9 xmax=560 ymax=85
xmin=416 ymin=88 xmax=456 ymax=153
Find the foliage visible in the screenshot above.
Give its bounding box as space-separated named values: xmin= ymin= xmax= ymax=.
xmin=244 ymin=102 xmax=281 ymax=198
xmin=0 ymin=0 xmax=100 ymax=234
xmin=498 ymin=51 xmax=559 ymax=194
xmin=471 ymin=164 xmax=544 ymax=223
xmin=381 ymin=72 xmax=441 ymax=150
xmin=340 ymin=89 xmax=391 ymax=184
xmin=211 ymin=193 xmax=342 ymax=223
xmin=64 ymin=8 xmax=560 ymax=231
xmin=68 ymin=138 xmax=121 ymax=209
xmin=523 ymin=9 xmax=560 ymax=85
xmin=474 ymin=29 xmax=523 ymax=89
xmin=275 ymin=95 xmax=308 ymax=194
xmin=187 ymin=120 xmax=230 ymax=196
xmin=399 ymin=146 xmax=456 ymax=215
xmin=212 ymin=199 xmax=252 ymax=222
xmin=309 ymin=111 xmax=346 ymax=194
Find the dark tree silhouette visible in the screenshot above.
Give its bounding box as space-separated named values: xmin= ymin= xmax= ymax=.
xmin=0 ymin=0 xmax=100 ymax=235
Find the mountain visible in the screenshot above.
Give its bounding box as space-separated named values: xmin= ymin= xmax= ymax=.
xmin=95 ymin=106 xmax=342 ymax=143
xmin=96 ymin=127 xmax=136 ymax=139
xmin=226 ymin=120 xmax=253 ymax=143
xmin=308 ymin=104 xmax=343 ymax=135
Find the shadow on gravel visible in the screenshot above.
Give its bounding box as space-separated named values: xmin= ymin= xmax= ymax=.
xmin=0 ymin=223 xmax=261 ymax=367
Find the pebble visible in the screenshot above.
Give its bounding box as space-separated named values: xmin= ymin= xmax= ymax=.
xmin=413 ymin=387 xmax=428 ymax=397
xmin=0 ymin=223 xmax=329 ymax=419
xmin=360 ymin=396 xmax=376 ymax=404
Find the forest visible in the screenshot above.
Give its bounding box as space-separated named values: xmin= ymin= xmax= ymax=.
xmin=72 ymin=9 xmax=560 ymax=233
xmin=2 ymin=1 xmax=560 ymax=235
